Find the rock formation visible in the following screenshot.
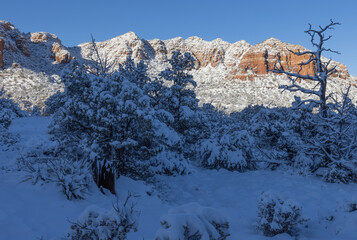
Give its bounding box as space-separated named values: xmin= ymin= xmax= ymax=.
xmin=30 ymin=32 xmax=72 ymax=64
xmin=0 ymin=38 xmax=4 ymax=68
xmin=79 ymin=33 xmax=350 ymax=81
xmin=0 ymin=20 xmax=349 ymax=80
xmin=0 ymin=20 xmax=355 ymax=113
xmin=236 ymin=38 xmax=349 ymax=80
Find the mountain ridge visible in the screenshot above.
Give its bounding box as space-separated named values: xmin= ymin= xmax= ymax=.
xmin=0 ymin=20 xmax=355 ymax=112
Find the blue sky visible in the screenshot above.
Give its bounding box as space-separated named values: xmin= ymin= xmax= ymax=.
xmin=2 ymin=0 xmax=357 ymax=75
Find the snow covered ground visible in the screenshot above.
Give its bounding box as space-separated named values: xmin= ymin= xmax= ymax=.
xmin=1 ymin=117 xmax=357 ymax=239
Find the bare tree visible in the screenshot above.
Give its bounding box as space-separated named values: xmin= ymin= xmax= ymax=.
xmin=88 ymin=34 xmax=114 ymax=75
xmin=266 ymin=19 xmax=341 ymax=117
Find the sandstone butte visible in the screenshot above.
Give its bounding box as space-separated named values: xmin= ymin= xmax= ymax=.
xmin=0 ymin=20 xmax=351 ymax=81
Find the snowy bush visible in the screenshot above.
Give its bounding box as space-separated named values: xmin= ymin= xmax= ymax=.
xmin=0 ymin=65 xmax=64 ymax=112
xmin=21 ymin=149 xmax=92 ymax=200
xmin=30 ymin=105 xmax=41 ymax=116
xmin=199 ymin=128 xmax=256 ymax=171
xmin=66 ymin=196 xmax=139 ymax=240
xmin=0 ymin=94 xmax=26 ymax=147
xmin=155 ymin=203 xmax=230 ymax=240
xmin=256 ymin=191 xmax=308 ymax=237
xmin=149 ymin=150 xmax=191 ymax=176
xmin=246 ymin=107 xmax=306 ymax=166
xmin=49 ymin=58 xmax=195 ymax=191
xmin=0 ymin=93 xmax=26 ymax=128
xmin=44 ymin=90 xmax=66 ymax=115
xmin=51 ymin=158 xmax=92 ymax=200
xmin=323 ymin=162 xmax=357 ymax=184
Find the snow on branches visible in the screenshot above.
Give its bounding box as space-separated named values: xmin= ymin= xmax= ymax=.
xmin=266 ymin=19 xmax=341 ymax=118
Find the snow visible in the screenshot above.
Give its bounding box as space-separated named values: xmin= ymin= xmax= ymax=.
xmin=1 ymin=117 xmax=357 ymax=239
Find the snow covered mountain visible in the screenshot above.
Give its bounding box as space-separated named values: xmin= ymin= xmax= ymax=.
xmin=0 ymin=20 xmax=356 ymax=112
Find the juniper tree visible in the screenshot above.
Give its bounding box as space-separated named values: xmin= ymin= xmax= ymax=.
xmin=158 ymin=51 xmax=199 ymax=134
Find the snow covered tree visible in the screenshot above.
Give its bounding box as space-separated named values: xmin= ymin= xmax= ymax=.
xmin=48 ymin=60 xmax=118 ymax=193
xmin=0 ymin=90 xmax=26 ymax=146
xmin=157 ymin=51 xmax=208 ymax=162
xmin=49 ymin=57 xmax=191 ymax=194
xmin=311 ymin=86 xmax=357 ymax=182
xmin=267 ymin=19 xmax=341 ymax=118
xmin=158 ymin=51 xmax=201 ymax=136
xmin=199 ymin=127 xmax=257 ymax=171
xmin=49 ymin=60 xmax=94 ymax=157
xmin=256 ymin=191 xmax=308 ymax=237
xmin=89 ymin=58 xmax=157 ymax=182
xmin=0 ymin=90 xmax=25 ymax=129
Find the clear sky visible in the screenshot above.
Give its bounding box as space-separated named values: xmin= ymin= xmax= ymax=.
xmin=2 ymin=0 xmax=357 ymax=76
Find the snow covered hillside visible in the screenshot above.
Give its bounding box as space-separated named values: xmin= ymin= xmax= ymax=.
xmin=1 ymin=116 xmax=357 ymax=239
xmin=0 ymin=20 xmax=356 ymax=113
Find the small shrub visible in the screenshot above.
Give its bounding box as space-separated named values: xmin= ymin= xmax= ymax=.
xmin=66 ymin=194 xmax=139 ymax=240
xmin=0 ymin=95 xmax=25 ymax=148
xmin=323 ymin=162 xmax=357 ymax=184
xmin=21 ymin=149 xmax=92 ymax=200
xmin=199 ymin=129 xmax=256 ymax=171
xmin=155 ymin=203 xmax=230 ymax=240
xmin=51 ymin=158 xmax=92 ymax=200
xmin=256 ymin=191 xmax=308 ymax=237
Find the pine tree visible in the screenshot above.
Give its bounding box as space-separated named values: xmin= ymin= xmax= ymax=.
xmin=158 ymin=51 xmax=199 ymax=134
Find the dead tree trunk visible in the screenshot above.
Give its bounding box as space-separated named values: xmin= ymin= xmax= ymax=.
xmin=93 ymin=160 xmax=116 ymax=194
xmin=266 ymin=19 xmax=341 ymax=117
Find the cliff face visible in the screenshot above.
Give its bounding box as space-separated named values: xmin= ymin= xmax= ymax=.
xmin=0 ymin=21 xmax=354 ymax=112
xmin=236 ymin=38 xmax=349 ymax=80
xmin=0 ymin=20 xmax=71 ymax=69
xmin=78 ymin=33 xmax=350 ymax=82
xmin=0 ymin=20 xmax=350 ymax=79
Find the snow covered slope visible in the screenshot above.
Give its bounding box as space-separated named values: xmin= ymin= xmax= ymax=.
xmin=1 ymin=116 xmax=357 ymax=239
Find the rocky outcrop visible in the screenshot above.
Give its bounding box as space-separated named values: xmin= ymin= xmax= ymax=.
xmin=0 ymin=21 xmax=355 ymax=114
xmin=79 ymin=32 xmax=150 ymax=66
xmin=147 ymin=39 xmax=167 ymax=61
xmin=51 ymin=42 xmax=71 ymax=64
xmin=161 ymin=37 xmax=232 ymax=69
xmin=30 ymin=32 xmax=51 ymax=43
xmin=235 ymin=38 xmax=349 ymax=80
xmin=79 ymin=34 xmax=350 ymax=81
xmin=0 ymin=21 xmax=31 ymax=58
xmin=0 ymin=21 xmax=351 ymax=79
xmin=0 ymin=38 xmax=4 ymax=68
xmin=15 ymin=37 xmax=30 ymax=57
xmin=30 ymin=32 xmax=72 ymax=64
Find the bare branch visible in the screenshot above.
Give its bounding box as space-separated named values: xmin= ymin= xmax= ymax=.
xmin=270 ymin=68 xmax=319 ymax=81
xmin=321 ymin=47 xmax=340 ymax=54
xmin=89 ymin=34 xmax=114 ymax=75
xmin=299 ymin=57 xmax=318 ymax=66
xmin=266 ymin=20 xmax=341 ymax=117
xmin=287 ymin=48 xmax=315 ymax=56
